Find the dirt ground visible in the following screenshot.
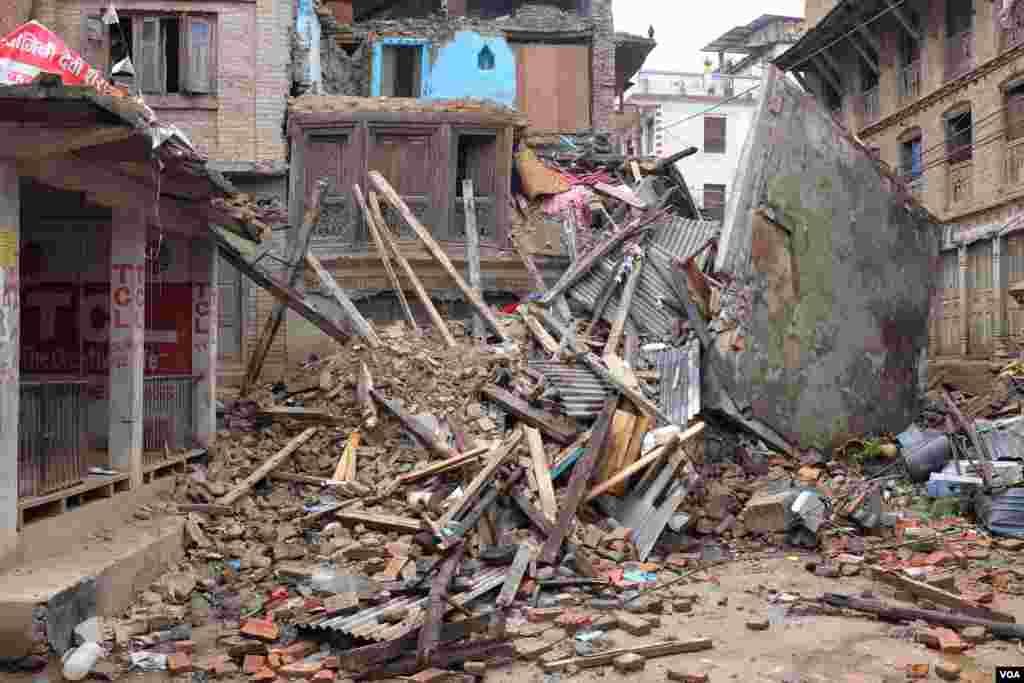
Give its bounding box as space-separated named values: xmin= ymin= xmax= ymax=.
xmin=10 ymin=555 xmax=1024 ymax=683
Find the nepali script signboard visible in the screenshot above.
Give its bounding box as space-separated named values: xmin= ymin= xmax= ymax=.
xmin=0 ymin=20 xmax=125 ymax=96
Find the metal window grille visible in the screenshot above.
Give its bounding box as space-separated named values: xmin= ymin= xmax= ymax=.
xmin=143 ymin=375 xmax=195 ymax=462
xmin=18 ymin=381 xmax=85 ymax=498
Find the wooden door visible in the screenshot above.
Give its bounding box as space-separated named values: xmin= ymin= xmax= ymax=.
xmin=939 ymin=249 xmax=961 ymax=356
xmin=452 ymin=131 xmax=499 ymax=243
xmin=306 ymin=130 xmax=359 ymax=245
xmin=967 ymin=239 xmax=993 ymax=355
xmin=368 ymin=127 xmax=440 ymax=239
xmin=513 ymin=44 xmax=591 ymax=132
xmin=217 ymin=255 xmax=242 ymax=361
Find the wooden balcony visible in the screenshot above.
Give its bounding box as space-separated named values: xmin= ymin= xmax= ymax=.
xmin=1006 ymin=137 xmax=1024 ymax=187
xmin=948 ymin=159 xmax=973 ymax=209
xmin=861 ymin=87 xmax=880 ymax=125
xmin=898 ymin=60 xmax=921 ymax=103
xmin=945 ymin=29 xmax=974 ymax=81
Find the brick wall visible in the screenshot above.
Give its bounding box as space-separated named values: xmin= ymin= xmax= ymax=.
xmin=0 ymin=0 xmax=32 ymax=37
xmin=800 ymin=0 xmax=1024 ymax=359
xmin=589 ymin=0 xmax=615 ymax=134
xmin=57 ymin=0 xmax=289 ymax=172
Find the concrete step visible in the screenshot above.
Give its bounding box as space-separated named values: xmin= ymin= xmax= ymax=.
xmin=0 ymin=483 xmax=185 ymax=659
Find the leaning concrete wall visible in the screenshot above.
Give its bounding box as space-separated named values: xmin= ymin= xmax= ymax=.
xmin=710 ymin=66 xmax=940 ymax=452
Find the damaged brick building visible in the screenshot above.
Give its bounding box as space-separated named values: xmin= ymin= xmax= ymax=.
xmin=277 ymin=0 xmax=656 ymax=366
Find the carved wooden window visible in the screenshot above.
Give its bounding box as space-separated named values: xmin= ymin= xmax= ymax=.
xmin=114 ymin=14 xmax=216 ymax=95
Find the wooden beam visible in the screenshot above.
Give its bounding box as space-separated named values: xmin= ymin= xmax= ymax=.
xmin=480 ymin=385 xmax=578 ymax=446
xmin=540 ymin=396 xmax=618 ymax=564
xmin=0 ymin=124 xmax=139 ymax=160
xmin=848 ymin=34 xmax=879 ymax=75
xmin=539 ymin=217 xmax=657 ymax=306
xmin=242 ymin=178 xmax=327 ymax=395
xmin=526 ymin=426 xmax=557 ymax=523
xmin=869 ymin=567 xmax=1015 ymax=622
xmin=855 ymin=22 xmax=883 ymax=54
xmin=541 ymin=639 xmax=714 ymax=673
xmin=882 ymin=0 xmax=921 ymax=43
xmin=218 ymin=427 xmax=319 ymax=505
xmin=818 ymin=49 xmax=845 ymax=87
xmin=604 ymin=251 xmax=645 ymax=360
xmin=509 ymin=229 xmax=573 ymax=323
xmin=370 ymin=388 xmax=458 ymax=460
xmin=523 ymin=312 xmax=560 ymax=355
xmin=394 ymin=444 xmax=490 ymax=486
xmin=335 ymin=511 xmax=425 ymax=533
xmin=438 ymin=429 xmax=522 ymax=529
xmin=369 ymin=171 xmax=508 ymax=341
xmin=490 ymin=544 xmax=531 ymax=638
xmin=418 ymin=543 xmax=466 ymax=666
xmin=585 ymin=423 xmax=703 ymax=502
xmin=463 ymin=179 xmax=484 ymax=338
xmin=367 ymin=190 xmax=457 ymax=348
xmin=305 ymin=252 xmax=381 ymax=348
xmin=354 ymin=184 xmax=418 ymax=333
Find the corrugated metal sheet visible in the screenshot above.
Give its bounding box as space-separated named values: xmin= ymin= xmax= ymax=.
xmin=566 ymin=216 xmax=720 ymax=338
xmin=645 ymin=338 xmax=701 ymax=426
xmin=528 ymin=361 xmax=615 ymax=418
xmin=305 ymin=568 xmax=506 ymax=640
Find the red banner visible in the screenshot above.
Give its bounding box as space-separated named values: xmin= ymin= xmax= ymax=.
xmin=145 ymin=283 xmax=192 ymax=376
xmin=0 ymin=21 xmax=125 ymax=96
xmin=21 ymin=284 xmax=80 ymax=374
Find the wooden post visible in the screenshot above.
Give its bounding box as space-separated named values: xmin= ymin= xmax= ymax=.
xmin=219 ymin=427 xmax=319 ymax=505
xmin=526 ymin=427 xmax=557 ymax=523
xmin=369 ymin=171 xmax=508 ymax=341
xmin=304 ymin=252 xmax=381 ymax=348
xmin=353 ymin=184 xmax=418 ymax=333
xmin=463 ymin=179 xmax=485 ymax=338
xmin=511 ymin=229 xmax=572 ymax=323
xmin=242 ymin=178 xmax=327 ymax=395
xmin=367 ymin=191 xmax=457 ymax=348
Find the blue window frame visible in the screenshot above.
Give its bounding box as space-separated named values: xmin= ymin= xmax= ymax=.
xmin=371 ymin=38 xmax=431 ymax=97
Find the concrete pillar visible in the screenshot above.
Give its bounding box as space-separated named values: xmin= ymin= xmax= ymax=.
xmin=993 ymin=234 xmax=1011 ymax=357
xmin=108 ymin=208 xmax=146 ymax=489
xmin=0 ymin=160 xmax=19 ymax=559
xmin=191 ymin=238 xmax=217 ymax=447
xmin=959 ymin=244 xmax=969 ymax=356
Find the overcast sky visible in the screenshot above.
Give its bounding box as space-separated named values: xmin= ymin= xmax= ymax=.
xmin=612 ymin=0 xmax=806 ymax=72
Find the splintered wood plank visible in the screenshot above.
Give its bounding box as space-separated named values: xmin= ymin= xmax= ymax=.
xmin=541 ymin=639 xmax=714 ymax=673
xmin=332 ymin=430 xmax=361 ymax=482
xmin=480 ymin=385 xmax=577 ymax=445
xmin=523 ymin=313 xmax=560 ymax=355
xmin=370 ymin=171 xmax=508 ymax=342
xmin=417 ymin=543 xmax=466 ymax=666
xmin=540 ymin=396 xmax=618 ymax=564
xmin=335 ymin=511 xmax=425 ymax=534
xmin=218 ymin=427 xmax=319 ymax=505
xmin=439 ymin=429 xmax=522 ymax=529
xmin=358 ymin=363 xmax=378 ymax=429
xmin=614 ymin=412 xmax=653 ymax=497
xmin=525 ymin=427 xmax=557 ymax=523
xmin=596 ymin=408 xmax=637 ymax=492
xmin=490 ymin=544 xmax=532 ymax=637
xmin=585 ymin=422 xmax=704 ymax=502
xmin=394 ymin=445 xmax=490 ymax=486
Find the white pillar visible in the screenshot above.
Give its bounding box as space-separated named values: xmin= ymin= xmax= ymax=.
xmin=0 ymin=160 xmax=19 ymax=557
xmin=192 ymin=237 xmax=217 ymax=447
xmin=109 ymin=208 xmax=145 ymax=489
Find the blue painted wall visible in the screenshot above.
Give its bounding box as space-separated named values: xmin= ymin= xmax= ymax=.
xmin=425 ymin=31 xmax=516 ymax=107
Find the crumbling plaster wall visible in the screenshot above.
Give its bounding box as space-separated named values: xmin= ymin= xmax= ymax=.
xmin=310 ymin=1 xmax=616 ymax=131
xmin=710 ymin=67 xmax=939 ymax=452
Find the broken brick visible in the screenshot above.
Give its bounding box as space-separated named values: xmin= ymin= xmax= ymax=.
xmin=935 ymin=659 xmax=961 ymax=681
xmin=280 ymin=659 xmax=324 ymax=678
xmin=174 ymin=640 xmax=195 ymax=653
xmin=667 ymin=672 xmax=709 ymax=683
xmin=241 ymin=619 xmax=280 ymax=642
xmin=168 ymin=652 xmax=192 ymax=675
xmin=526 ymin=607 xmax=563 ymax=623
xmin=412 ymin=670 xmax=457 ymax=683
xmin=616 ymin=612 xmax=652 ymax=636
xmin=613 ymin=653 xmax=646 ymax=673
xmin=905 ymin=663 xmax=929 ymax=679
xmin=244 ymin=655 xmax=267 ymax=675
xmin=312 ymin=671 xmax=336 ymax=682
xmin=252 ymin=669 xmax=278 ymax=682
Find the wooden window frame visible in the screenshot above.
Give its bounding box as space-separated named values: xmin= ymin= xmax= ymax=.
xmin=944 ymin=104 xmax=973 ymax=164
xmin=119 ymin=12 xmax=217 ymax=100
xmin=703 ymin=116 xmax=726 ymax=155
xmin=702 ymin=183 xmax=726 ymax=221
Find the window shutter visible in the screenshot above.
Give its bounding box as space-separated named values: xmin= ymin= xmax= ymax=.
xmin=136 ymin=17 xmax=162 ymax=94
xmin=704 ymin=117 xmax=726 ymax=153
xmin=184 ymin=17 xmax=213 ymax=94
xmin=1009 ymin=92 xmax=1024 ymax=142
